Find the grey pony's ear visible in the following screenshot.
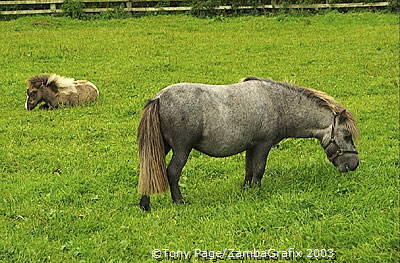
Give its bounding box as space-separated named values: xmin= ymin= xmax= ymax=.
xmin=338 ymin=109 xmax=347 ymax=124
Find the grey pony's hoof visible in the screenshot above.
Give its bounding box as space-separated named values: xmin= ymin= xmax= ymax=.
xmin=139 ymin=195 xmax=150 ymax=212
xmin=140 ymin=204 xmax=150 ymax=211
xmin=173 ymin=199 xmax=188 ymax=205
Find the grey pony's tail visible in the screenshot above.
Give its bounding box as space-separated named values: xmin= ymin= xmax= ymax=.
xmin=138 ymin=98 xmax=168 ymax=195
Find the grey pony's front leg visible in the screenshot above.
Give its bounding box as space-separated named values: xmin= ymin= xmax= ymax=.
xmin=167 ymin=149 xmax=190 ymax=204
xmin=247 ymin=143 xmax=273 ymax=187
xmin=242 ymin=150 xmax=253 ymax=187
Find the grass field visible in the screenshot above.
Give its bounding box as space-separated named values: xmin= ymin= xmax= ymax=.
xmin=0 ymin=11 xmax=398 ymax=262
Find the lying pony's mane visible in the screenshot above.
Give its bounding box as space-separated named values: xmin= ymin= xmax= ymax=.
xmin=28 ymin=74 xmax=77 ymax=95
xmin=46 ymin=74 xmax=76 ymax=89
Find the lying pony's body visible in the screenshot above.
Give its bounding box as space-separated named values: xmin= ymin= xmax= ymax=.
xmin=25 ymin=74 xmax=99 ymax=110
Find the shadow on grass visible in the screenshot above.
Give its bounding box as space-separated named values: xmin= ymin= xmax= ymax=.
xmin=148 ymin=159 xmax=360 ymax=210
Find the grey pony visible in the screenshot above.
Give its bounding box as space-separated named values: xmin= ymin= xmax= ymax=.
xmin=137 ymin=77 xmax=359 ymax=211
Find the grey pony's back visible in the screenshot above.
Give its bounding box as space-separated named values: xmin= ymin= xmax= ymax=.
xmin=153 ymin=79 xmax=284 ymax=157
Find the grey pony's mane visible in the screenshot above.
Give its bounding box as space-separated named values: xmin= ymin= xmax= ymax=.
xmin=241 ymin=77 xmax=360 ymax=139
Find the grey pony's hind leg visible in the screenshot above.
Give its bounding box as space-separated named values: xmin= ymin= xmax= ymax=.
xmin=249 ymin=144 xmax=272 ymax=187
xmin=242 ymin=150 xmax=253 ymax=187
xmin=167 ymin=149 xmax=190 ymax=204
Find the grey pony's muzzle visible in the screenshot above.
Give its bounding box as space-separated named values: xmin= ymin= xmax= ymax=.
xmin=337 ymin=154 xmax=359 ymax=173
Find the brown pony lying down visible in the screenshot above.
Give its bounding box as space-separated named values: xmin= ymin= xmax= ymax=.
xmin=25 ymin=74 xmax=99 ymax=110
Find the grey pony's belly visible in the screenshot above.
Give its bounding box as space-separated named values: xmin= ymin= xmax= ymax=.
xmin=193 ymin=128 xmax=257 ymax=157
xmin=194 ymin=140 xmax=250 ymax=157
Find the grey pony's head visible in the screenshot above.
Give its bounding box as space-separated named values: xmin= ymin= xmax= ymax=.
xmin=323 ymin=110 xmax=360 ymax=173
xmin=25 ymin=74 xmax=58 ymax=110
xmin=241 ymin=76 xmax=361 ymax=173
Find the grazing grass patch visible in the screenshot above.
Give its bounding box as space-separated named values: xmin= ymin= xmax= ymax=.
xmin=0 ymin=12 xmax=398 ymax=262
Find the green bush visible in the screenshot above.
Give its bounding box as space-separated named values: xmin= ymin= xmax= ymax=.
xmin=388 ymin=0 xmax=399 ymax=11
xmin=62 ymin=0 xmax=84 ymax=19
xmin=99 ymin=4 xmax=127 ymax=19
xmin=190 ymin=0 xmax=274 ymax=16
xmin=190 ymin=0 xmax=223 ymax=16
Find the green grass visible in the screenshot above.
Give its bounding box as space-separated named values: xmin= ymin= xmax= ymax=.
xmin=0 ymin=12 xmax=398 ymax=262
